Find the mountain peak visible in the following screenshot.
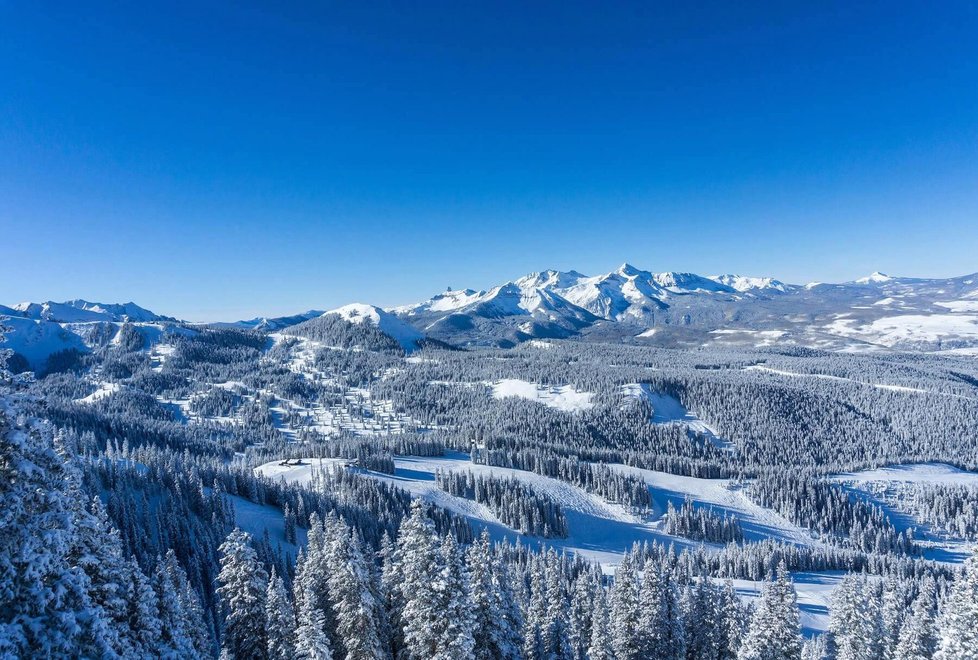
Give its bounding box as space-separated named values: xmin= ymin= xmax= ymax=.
xmin=325 ymin=303 xmax=423 ymax=351
xmin=856 ymin=271 xmax=893 ymax=284
xmin=616 ymin=263 xmax=643 ymax=277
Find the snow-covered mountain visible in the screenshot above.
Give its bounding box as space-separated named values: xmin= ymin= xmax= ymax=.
xmin=5 ymin=299 xmax=169 ymax=323
xmin=5 ymin=267 xmax=978 ymax=362
xmin=325 ymin=303 xmax=424 ymax=352
xmin=218 ymin=310 xmax=324 ymax=332
xmin=392 ymin=265 xmax=978 ymax=351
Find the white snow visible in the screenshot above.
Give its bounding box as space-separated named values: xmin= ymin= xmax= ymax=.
xmin=823 ymin=314 xmax=978 ymax=347
xmin=622 ymin=384 xmax=732 ymax=449
xmin=936 ymin=300 xmax=978 ymax=313
xmin=490 ymin=378 xmax=594 ymax=412
xmin=709 ymin=274 xmax=790 ymax=293
xmin=830 ymin=463 xmax=978 ymax=487
xmin=325 ymin=303 xmax=423 ymax=351
xmin=74 ymin=382 xmax=120 ymax=404
xmin=855 ymin=272 xmax=893 ymax=284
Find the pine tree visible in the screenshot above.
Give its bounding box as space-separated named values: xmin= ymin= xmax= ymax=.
xmin=266 ymin=567 xmax=297 ymax=660
xmin=126 ymin=558 xmax=164 ymax=657
xmin=894 ymin=578 xmax=936 ymax=660
xmin=397 ymin=501 xmax=447 ymax=659
xmin=828 ymin=573 xmax=882 ymax=660
xmin=0 ymin=407 xmax=100 ymax=657
xmin=567 ymin=569 xmax=595 ymax=660
xmin=936 ymin=548 xmax=978 ymax=659
xmin=542 ymin=550 xmax=570 ymax=659
xmin=326 ymin=524 xmax=388 ymax=660
xmin=435 ymin=533 xmax=476 ymax=660
xmin=739 ymin=563 xmax=802 ymax=660
xmin=296 ymin=583 xmax=334 ymax=660
xmin=156 ymin=551 xmax=202 ymax=658
xmin=217 ymin=528 xmax=269 ymax=660
xmin=610 ymin=551 xmax=642 ymax=660
xmin=468 ymin=530 xmax=521 ymax=660
xmin=523 ymin=557 xmax=547 ymax=660
xmin=587 ymin=585 xmax=614 ymax=660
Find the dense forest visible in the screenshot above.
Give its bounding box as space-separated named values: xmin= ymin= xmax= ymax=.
xmin=3 ymin=317 xmax=978 ymax=658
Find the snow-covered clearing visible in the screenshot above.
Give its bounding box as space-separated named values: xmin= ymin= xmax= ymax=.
xmin=490 ymin=378 xmax=594 ymax=412
xmin=936 ymin=300 xmax=978 ymax=313
xmin=74 ymin=381 xmax=120 ymax=404
xmin=824 ymin=313 xmax=978 ymax=347
xmin=622 ymin=384 xmax=733 ymax=450
xmin=831 ymin=462 xmax=978 ymax=488
xmin=829 ymin=463 xmax=978 ymax=562
xmin=256 ymin=452 xmax=853 ymax=632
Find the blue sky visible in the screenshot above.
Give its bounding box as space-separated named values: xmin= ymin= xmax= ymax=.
xmin=2 ymin=1 xmax=976 ymax=321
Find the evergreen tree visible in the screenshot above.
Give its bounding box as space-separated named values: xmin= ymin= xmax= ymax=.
xmin=894 ymin=578 xmax=936 ymax=660
xmin=587 ymin=585 xmax=614 ymax=660
xmin=936 ymin=548 xmax=978 ymax=659
xmin=217 ymin=528 xmax=269 ymax=660
xmin=266 ymin=567 xmax=296 ymax=660
xmin=468 ymin=530 xmax=521 ymax=660
xmin=397 ymin=501 xmax=447 ymax=659
xmin=126 ymin=558 xmax=164 ymax=657
xmin=327 ymin=523 xmax=388 ymax=660
xmin=296 ymin=583 xmax=334 ymax=660
xmin=435 ymin=533 xmax=476 ymax=659
xmin=0 ymin=408 xmax=100 ymax=657
xmin=739 ymin=563 xmax=802 ymax=660
xmin=610 ymin=551 xmax=642 ymax=660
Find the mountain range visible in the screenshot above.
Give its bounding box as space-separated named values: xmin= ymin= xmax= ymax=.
xmin=3 ymin=265 xmax=978 ymax=370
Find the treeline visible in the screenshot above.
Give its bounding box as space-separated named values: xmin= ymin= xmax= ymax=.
xmin=664 ymin=499 xmax=744 ymax=544
xmin=436 ymin=469 xmax=569 ymax=538
xmin=748 ymin=471 xmax=915 ymax=555
xmin=474 ymin=446 xmax=652 ymax=511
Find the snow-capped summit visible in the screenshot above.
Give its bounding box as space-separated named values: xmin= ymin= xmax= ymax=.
xmin=325 ymin=303 xmax=423 ymax=351
xmin=650 ymin=272 xmax=734 ymax=294
xmin=6 ymin=299 xmax=166 ymax=323
xmin=855 ymin=272 xmax=893 ymax=284
xmin=709 ymin=274 xmax=791 ymax=293
xmin=514 ymin=269 xmax=587 ymax=292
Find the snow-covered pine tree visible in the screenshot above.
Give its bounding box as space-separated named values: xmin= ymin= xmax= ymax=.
xmin=567 ymin=568 xmax=596 ymax=660
xmin=0 ymin=396 xmax=103 ymax=657
xmin=434 ymin=532 xmax=476 ymax=659
xmin=739 ymin=563 xmax=803 ymax=660
xmin=266 ymin=566 xmax=297 ymax=660
xmin=542 ymin=549 xmax=571 ymax=659
xmin=156 ymin=550 xmax=204 ymax=658
xmin=611 ymin=550 xmax=643 ymax=659
xmin=587 ymin=583 xmax=614 ymax=660
xmin=126 ymin=557 xmax=164 ymax=656
xmin=935 ymin=547 xmax=978 ymax=659
xmin=217 ymin=528 xmax=269 ymax=660
xmin=467 ymin=529 xmax=521 ymax=660
xmin=523 ymin=556 xmax=547 ymax=660
xmin=326 ymin=522 xmax=388 ymax=660
xmin=827 ymin=573 xmax=883 ymax=660
xmin=397 ymin=501 xmax=447 ymax=659
xmin=296 ymin=583 xmax=334 ymax=660
xmin=894 ymin=578 xmax=937 ymax=660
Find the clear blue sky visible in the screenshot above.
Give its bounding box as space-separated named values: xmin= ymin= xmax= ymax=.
xmin=2 ymin=1 xmax=976 ymax=321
